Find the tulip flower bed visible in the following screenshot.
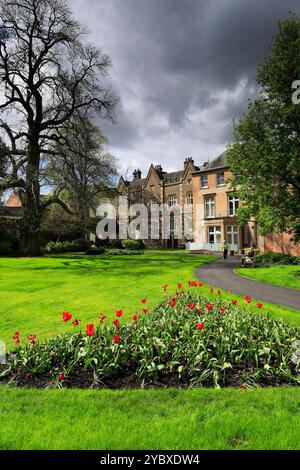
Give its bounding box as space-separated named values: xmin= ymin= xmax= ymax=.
xmin=2 ymin=287 xmax=300 ymax=389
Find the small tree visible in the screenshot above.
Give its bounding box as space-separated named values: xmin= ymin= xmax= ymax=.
xmin=45 ymin=118 xmax=117 ymax=238
xmin=228 ymin=13 xmax=300 ymax=242
xmin=0 ymin=0 xmax=115 ymax=255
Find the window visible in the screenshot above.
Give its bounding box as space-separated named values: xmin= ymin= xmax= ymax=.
xmin=185 ymin=218 xmax=193 ymax=231
xmin=168 ymin=194 xmax=177 ymax=207
xmin=208 ymin=226 xmax=221 ymax=244
xmin=228 ymin=195 xmax=239 ymax=216
xmin=227 ymin=225 xmax=239 ymax=245
xmin=217 ymin=172 xmax=225 ymax=186
xmin=170 ymin=217 xmax=175 ymax=232
xmin=186 ymin=192 xmax=193 ymax=205
xmin=204 ymin=196 xmax=215 ymax=218
xmin=150 ymin=198 xmax=159 ymax=207
xmin=201 ymin=174 xmax=208 ymax=188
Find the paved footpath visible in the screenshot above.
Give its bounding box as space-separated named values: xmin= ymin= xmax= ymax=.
xmin=194 ymin=256 xmax=300 ymax=311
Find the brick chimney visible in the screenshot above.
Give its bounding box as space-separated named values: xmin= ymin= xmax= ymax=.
xmin=154 ymin=164 xmax=163 ymax=172
xmin=184 ymin=157 xmax=194 ymax=170
xmin=133 ymin=169 xmax=142 ymax=180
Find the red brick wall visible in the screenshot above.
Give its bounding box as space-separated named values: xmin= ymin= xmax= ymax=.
xmin=263 ymin=232 xmax=300 ymax=256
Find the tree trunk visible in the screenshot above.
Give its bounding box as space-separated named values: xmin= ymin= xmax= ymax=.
xmin=21 ymin=141 xmax=42 ymax=257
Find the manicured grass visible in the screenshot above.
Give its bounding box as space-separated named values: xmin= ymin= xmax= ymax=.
xmin=1 ymin=386 xmax=300 ymax=450
xmin=1 ymin=251 xmax=300 ymax=451
xmin=202 ymin=282 xmax=300 ymax=328
xmin=0 ymin=251 xmax=214 ymax=348
xmin=235 ymin=265 xmax=300 ymax=290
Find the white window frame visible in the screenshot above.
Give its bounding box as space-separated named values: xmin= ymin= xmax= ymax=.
xmin=186 ymin=192 xmax=193 ymax=205
xmin=208 ymin=225 xmax=221 ymax=244
xmin=227 ymin=225 xmax=239 ymax=245
xmin=228 ymin=195 xmax=239 ymax=216
xmin=201 ymin=174 xmax=208 ymax=189
xmin=168 ymin=194 xmax=177 ymax=207
xmin=217 ymin=171 xmax=225 ymax=186
xmin=204 ymin=196 xmax=215 ymax=218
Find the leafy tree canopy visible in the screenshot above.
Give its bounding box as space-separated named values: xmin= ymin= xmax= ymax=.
xmin=227 ymin=13 xmax=300 ymax=242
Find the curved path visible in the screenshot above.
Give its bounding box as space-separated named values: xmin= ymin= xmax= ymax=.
xmin=194 ymin=256 xmax=300 ymax=311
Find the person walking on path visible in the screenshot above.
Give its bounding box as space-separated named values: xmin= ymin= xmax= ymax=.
xmin=222 ymin=240 xmax=229 ymax=260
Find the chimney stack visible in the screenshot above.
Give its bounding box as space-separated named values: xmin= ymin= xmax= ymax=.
xmin=133 ymin=169 xmax=142 ymax=180
xmin=184 ymin=156 xmax=194 ymax=169
xmin=154 ymin=164 xmax=163 ymax=173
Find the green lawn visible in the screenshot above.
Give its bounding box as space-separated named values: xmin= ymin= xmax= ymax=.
xmin=235 ymin=265 xmax=300 ymax=291
xmin=1 ymin=251 xmax=300 ymax=450
xmin=0 ymin=251 xmax=214 ymax=348
xmin=1 ymin=387 xmax=300 ymax=450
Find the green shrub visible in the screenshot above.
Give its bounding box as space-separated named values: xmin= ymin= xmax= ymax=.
xmin=2 ymin=291 xmax=300 ymax=389
xmin=45 ymin=240 xmax=91 ymax=253
xmin=106 ymin=249 xmax=144 ymax=256
xmin=0 ymin=230 xmax=19 ymax=255
xmin=256 ymin=252 xmax=300 ymax=265
xmin=85 ymin=248 xmax=105 ymax=255
xmin=0 ymin=239 xmax=13 ymax=255
xmin=72 ymin=239 xmax=91 ymax=250
xmin=121 ymin=239 xmax=145 ymax=250
xmin=110 ymin=239 xmax=123 ymax=249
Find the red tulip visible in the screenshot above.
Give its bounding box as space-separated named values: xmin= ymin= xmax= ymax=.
xmin=86 ymin=324 xmax=95 ymax=336
xmin=62 ymin=311 xmax=72 ymax=322
xmin=59 ymin=373 xmax=65 ymax=381
xmin=132 ymin=315 xmax=138 ymax=323
xmin=217 ymin=290 xmax=221 ymax=296
xmin=169 ymin=300 xmax=177 ymax=307
xmin=257 ymin=303 xmax=263 ymax=309
xmin=206 ymin=304 xmax=213 ymax=311
xmin=142 ymin=308 xmax=149 ymax=313
xmin=28 ymin=334 xmax=36 ymax=345
xmin=72 ymin=319 xmax=80 ymax=326
xmin=116 ymin=310 xmax=123 ymax=317
xmin=99 ymin=313 xmax=106 ymax=324
xmin=210 ymin=288 xmax=214 ymax=293
xmin=162 ymin=284 xmax=168 ymax=291
xmin=198 ymin=282 xmax=203 ymax=287
xmin=12 ymin=332 xmax=20 ymax=344
xmin=196 ymin=323 xmax=205 ymax=330
xmin=113 ymin=319 xmax=120 ymax=326
xmin=189 ymin=303 xmax=195 ymax=309
xmin=141 ymin=298 xmax=147 ymax=304
xmin=232 ymin=300 xmax=237 ymax=305
xmin=177 ymin=282 xmax=182 ymax=289
xmin=113 ymin=335 xmax=120 ymax=344
xmin=244 ymin=295 xmax=251 ymax=303
xmin=198 ymin=308 xmax=203 ymax=314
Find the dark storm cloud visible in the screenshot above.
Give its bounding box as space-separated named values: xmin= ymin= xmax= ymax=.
xmin=71 ymin=0 xmax=300 ymax=175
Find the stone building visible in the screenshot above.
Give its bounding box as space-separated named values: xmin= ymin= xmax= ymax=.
xmin=117 ymin=157 xmax=198 ymax=248
xmin=117 ymin=152 xmax=300 ymax=255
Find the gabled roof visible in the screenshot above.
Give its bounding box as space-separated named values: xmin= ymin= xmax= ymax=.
xmin=192 ymin=151 xmax=228 ymax=174
xmin=163 ymin=170 xmax=184 ymax=183
xmin=129 ymin=178 xmax=146 ymax=188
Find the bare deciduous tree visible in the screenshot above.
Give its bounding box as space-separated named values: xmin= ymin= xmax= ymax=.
xmin=0 ymin=0 xmax=115 ymax=255
xmin=45 ymin=117 xmax=117 ymax=238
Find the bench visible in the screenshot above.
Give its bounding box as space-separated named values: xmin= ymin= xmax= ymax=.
xmin=240 ymin=249 xmax=259 ymax=268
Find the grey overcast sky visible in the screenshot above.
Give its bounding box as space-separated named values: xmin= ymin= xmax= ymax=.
xmin=71 ymin=0 xmax=300 ymax=177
